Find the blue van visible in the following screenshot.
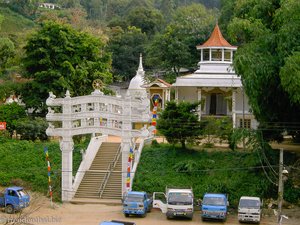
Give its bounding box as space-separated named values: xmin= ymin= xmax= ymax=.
xmin=201 ymin=193 xmax=228 ymax=221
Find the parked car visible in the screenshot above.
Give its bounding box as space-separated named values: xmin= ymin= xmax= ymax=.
xmin=238 ymin=196 xmax=262 ymax=223
xmin=201 ymin=193 xmax=228 ymax=221
xmin=153 ymin=187 xmax=194 ymax=219
xmin=122 ymin=191 xmax=152 ymax=217
xmin=0 ymin=186 xmax=30 ymax=214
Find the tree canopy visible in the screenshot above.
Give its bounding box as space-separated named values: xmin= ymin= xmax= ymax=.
xmin=157 ymin=101 xmax=201 ymax=148
xmin=106 ymin=26 xmax=147 ymax=81
xmin=21 ymin=21 xmax=112 ymax=114
xmin=226 ymin=0 xmax=300 ymax=142
xmin=147 ymin=4 xmax=216 ymax=74
xmin=0 ymin=102 xmax=27 ymax=135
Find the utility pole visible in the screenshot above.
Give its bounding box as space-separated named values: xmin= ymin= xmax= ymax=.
xmin=278 ymin=148 xmax=284 ymax=223
xmin=242 ymin=88 xmax=245 ymax=150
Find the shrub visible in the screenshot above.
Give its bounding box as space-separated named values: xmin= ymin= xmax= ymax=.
xmin=14 ymin=117 xmax=48 ymax=141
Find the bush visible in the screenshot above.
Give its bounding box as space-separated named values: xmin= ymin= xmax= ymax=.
xmin=14 ymin=117 xmax=48 ymax=141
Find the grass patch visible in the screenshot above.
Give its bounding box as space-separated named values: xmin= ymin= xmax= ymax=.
xmin=0 ymin=139 xmax=83 ymax=201
xmin=0 ymin=7 xmax=36 ymax=34
xmin=133 ymin=143 xmax=278 ymax=207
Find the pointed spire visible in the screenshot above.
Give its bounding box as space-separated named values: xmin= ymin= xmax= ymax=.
xmin=128 ymin=54 xmax=145 ymax=90
xmin=197 ymin=23 xmax=233 ymax=48
xmin=138 ymin=53 xmax=143 ymax=72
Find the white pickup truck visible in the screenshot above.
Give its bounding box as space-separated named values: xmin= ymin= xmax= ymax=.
xmin=238 ymin=196 xmax=262 ymax=223
xmin=153 ymin=188 xmax=194 ymax=220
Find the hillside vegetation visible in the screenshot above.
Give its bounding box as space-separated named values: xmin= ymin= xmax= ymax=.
xmin=0 ymin=138 xmax=82 ymax=201
xmin=0 ymin=7 xmax=36 ymax=34
xmin=133 ymin=142 xmax=300 ymax=207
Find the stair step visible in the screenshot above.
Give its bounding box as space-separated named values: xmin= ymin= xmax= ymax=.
xmin=75 ymin=141 xmax=122 ymax=200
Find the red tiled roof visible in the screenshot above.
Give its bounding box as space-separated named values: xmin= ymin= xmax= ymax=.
xmin=157 ymin=78 xmax=171 ymax=87
xmin=197 ymin=24 xmax=232 ymax=48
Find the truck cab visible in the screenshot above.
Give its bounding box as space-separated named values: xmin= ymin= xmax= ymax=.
xmin=238 ymin=196 xmax=262 ymax=223
xmin=201 ymin=193 xmax=228 ymax=221
xmin=0 ymin=186 xmax=30 ymax=214
xmin=153 ymin=188 xmax=194 ymax=219
xmin=122 ymin=191 xmax=152 ymax=217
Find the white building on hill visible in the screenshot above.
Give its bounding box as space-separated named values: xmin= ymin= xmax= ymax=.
xmin=172 ymin=24 xmax=258 ymax=129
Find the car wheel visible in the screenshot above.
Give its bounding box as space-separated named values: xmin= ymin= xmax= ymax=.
xmin=5 ymin=205 xmax=14 ymax=214
xmin=124 ymin=213 xmax=129 ymax=217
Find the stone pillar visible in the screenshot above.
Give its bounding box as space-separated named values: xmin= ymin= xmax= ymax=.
xmin=121 ymin=94 xmax=133 ymax=195
xmin=232 ymin=89 xmax=237 ymax=128
xmin=60 ymin=136 xmax=74 ymax=201
xmin=201 ymin=49 xmax=203 ymax=61
xmin=162 ymin=89 xmax=165 ymax=109
xmin=175 ymin=87 xmax=179 ymax=102
xmin=121 ymin=137 xmax=131 ymax=195
xmin=222 ymin=49 xmax=224 ymax=61
xmin=197 ymin=88 xmax=202 ymax=120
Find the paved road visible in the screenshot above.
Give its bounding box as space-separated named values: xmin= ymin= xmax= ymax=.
xmin=1 ymin=202 xmax=297 ymax=225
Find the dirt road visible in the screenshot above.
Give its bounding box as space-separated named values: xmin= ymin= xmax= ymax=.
xmin=1 ymin=200 xmax=298 ymax=225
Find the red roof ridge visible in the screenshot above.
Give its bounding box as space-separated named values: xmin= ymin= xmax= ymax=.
xmin=197 ymin=24 xmax=233 ymax=48
xmin=157 ymin=78 xmax=171 ymax=87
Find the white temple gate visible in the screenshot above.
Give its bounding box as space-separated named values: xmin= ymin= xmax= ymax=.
xmin=46 ymin=85 xmax=151 ymax=201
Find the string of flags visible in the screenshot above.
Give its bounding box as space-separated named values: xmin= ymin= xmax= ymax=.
xmin=152 ymin=98 xmax=158 ymax=135
xmin=44 ymin=147 xmax=53 ymax=205
xmin=126 ymin=147 xmax=134 ymax=191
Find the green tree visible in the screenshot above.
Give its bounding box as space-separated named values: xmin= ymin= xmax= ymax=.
xmin=36 ymin=6 xmax=88 ymax=29
xmin=147 ymin=26 xmax=190 ymax=75
xmin=125 ymin=6 xmax=164 ymax=36
xmin=147 ymin=3 xmax=216 ymax=74
xmin=202 ymin=116 xmax=232 ymax=147
xmin=21 ymin=21 xmax=112 ymax=115
xmin=8 ymin=0 xmax=39 ymax=18
xmin=226 ymin=0 xmax=300 ymax=142
xmin=0 ymin=102 xmax=27 ymax=135
xmin=0 ymin=13 xmax=3 ymax=29
xmin=14 ymin=117 xmax=48 ymax=141
xmin=157 ymin=100 xmax=201 ymax=149
xmin=106 ymin=26 xmax=147 ymax=81
xmin=0 ymin=38 xmax=15 ymax=71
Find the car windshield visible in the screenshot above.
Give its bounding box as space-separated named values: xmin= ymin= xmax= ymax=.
xmin=17 ymin=190 xmax=27 ymax=197
xmin=125 ymin=194 xmax=143 ymax=202
xmin=203 ymin=197 xmax=225 ymax=206
xmin=239 ymin=199 xmax=260 ymax=209
xmin=168 ymin=192 xmax=193 ymax=205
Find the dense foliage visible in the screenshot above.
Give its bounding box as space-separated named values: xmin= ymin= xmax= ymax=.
xmin=133 ymin=143 xmax=300 ymax=206
xmin=21 ymin=21 xmax=113 ymax=115
xmin=0 ymin=102 xmax=26 ymax=135
xmin=106 ymin=26 xmax=148 ymax=80
xmin=147 ymin=4 xmax=216 ymax=73
xmin=14 ymin=117 xmax=48 ymax=141
xmin=222 ymin=0 xmax=300 ymax=142
xmin=157 ymin=101 xmax=201 ymax=148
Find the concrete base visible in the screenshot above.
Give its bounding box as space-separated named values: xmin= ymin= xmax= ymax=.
xmin=70 ymin=198 xmax=122 ymax=206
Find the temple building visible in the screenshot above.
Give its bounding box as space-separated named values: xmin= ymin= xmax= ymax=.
xmin=172 ymin=24 xmax=258 ymax=129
